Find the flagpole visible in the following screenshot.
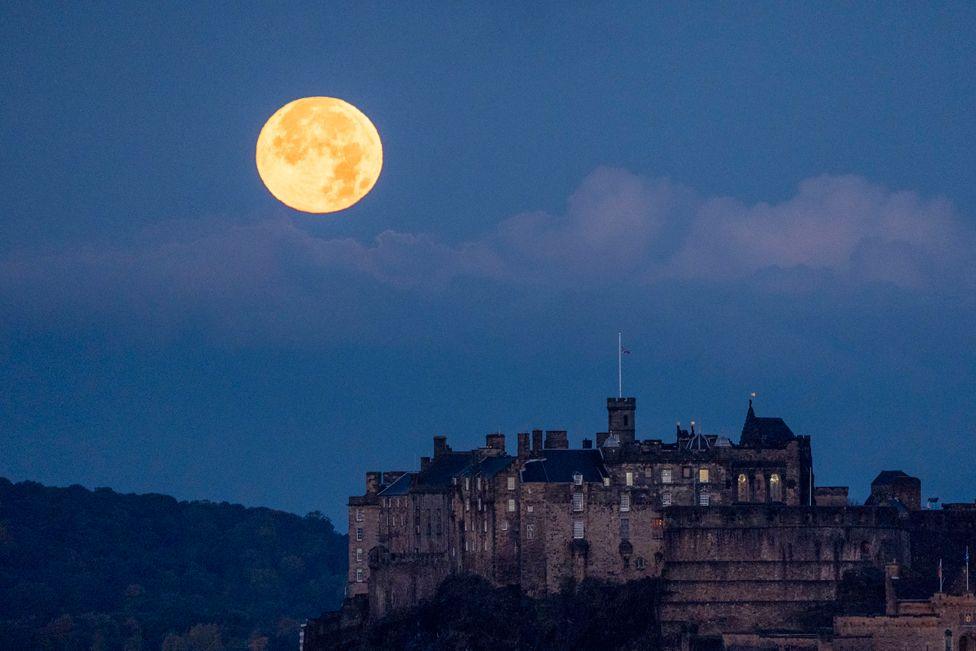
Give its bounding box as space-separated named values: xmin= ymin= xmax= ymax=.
xmin=617 ymin=332 xmax=622 ymax=398
xmin=939 ymin=558 xmax=944 ymax=593
xmin=967 ymin=546 xmax=970 ymax=593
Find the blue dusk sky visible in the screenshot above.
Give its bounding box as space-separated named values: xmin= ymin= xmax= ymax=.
xmin=1 ymin=3 xmax=974 ymax=525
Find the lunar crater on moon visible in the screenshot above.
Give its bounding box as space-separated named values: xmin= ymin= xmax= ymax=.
xmin=256 ymin=97 xmax=382 ymax=214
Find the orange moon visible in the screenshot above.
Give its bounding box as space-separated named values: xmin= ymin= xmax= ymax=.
xmin=255 ymin=97 xmax=383 ymax=214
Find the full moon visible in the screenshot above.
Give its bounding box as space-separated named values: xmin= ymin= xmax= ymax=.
xmin=255 ymin=97 xmax=383 ymax=214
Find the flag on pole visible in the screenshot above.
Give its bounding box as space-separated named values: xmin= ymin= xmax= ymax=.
xmin=620 ymin=345 xmax=631 ymax=355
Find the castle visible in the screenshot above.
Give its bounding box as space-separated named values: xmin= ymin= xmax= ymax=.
xmin=307 ymin=397 xmax=976 ymax=650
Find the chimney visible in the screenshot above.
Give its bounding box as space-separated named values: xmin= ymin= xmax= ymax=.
xmin=365 ymin=471 xmax=382 ymax=494
xmin=420 ymin=456 xmax=431 ymax=472
xmin=486 ymin=433 xmax=506 ymax=451
xmin=582 ymin=438 xmax=593 ymax=449
xmin=531 ymin=429 xmax=543 ymax=453
xmin=433 ymin=435 xmax=449 ymax=458
xmin=545 ymin=430 xmax=568 ymax=449
xmin=517 ymin=432 xmax=530 ymax=459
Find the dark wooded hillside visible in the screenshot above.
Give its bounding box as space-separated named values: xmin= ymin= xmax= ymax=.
xmin=0 ymin=477 xmax=346 ymax=650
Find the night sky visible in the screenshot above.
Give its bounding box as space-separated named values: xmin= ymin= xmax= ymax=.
xmin=2 ymin=4 xmax=974 ymax=526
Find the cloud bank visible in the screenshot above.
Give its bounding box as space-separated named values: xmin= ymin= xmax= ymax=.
xmin=2 ymin=168 xmax=973 ymax=343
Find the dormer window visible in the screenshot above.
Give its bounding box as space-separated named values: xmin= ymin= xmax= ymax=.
xmin=573 ymin=472 xmax=583 ymax=486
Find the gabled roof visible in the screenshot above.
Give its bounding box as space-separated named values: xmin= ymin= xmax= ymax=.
xmin=739 ymin=401 xmax=796 ymax=448
xmin=378 ymin=472 xmax=415 ymax=496
xmin=520 ymin=449 xmax=609 ymax=483
xmin=414 ymin=452 xmax=476 ymax=489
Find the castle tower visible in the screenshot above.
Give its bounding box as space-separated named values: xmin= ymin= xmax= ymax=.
xmin=607 ymin=397 xmax=636 ymax=444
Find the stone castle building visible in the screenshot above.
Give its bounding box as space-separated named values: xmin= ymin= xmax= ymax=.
xmin=306 ymin=397 xmax=976 ymax=651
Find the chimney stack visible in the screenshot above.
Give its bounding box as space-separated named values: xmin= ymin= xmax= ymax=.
xmin=486 ymin=433 xmax=506 ymax=452
xmin=433 ymin=435 xmax=449 ymax=458
xmin=517 ymin=432 xmax=530 ymax=459
xmin=420 ymin=456 xmax=431 ymax=472
xmin=582 ymin=438 xmax=593 ymax=449
xmin=365 ymin=471 xmax=382 ymax=494
xmin=545 ymin=430 xmax=569 ymax=449
xmin=531 ymin=429 xmax=543 ymax=453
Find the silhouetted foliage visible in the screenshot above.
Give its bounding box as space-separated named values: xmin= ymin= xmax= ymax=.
xmin=0 ymin=477 xmax=346 ymax=650
xmin=798 ymin=566 xmax=885 ymax=629
xmin=338 ymin=574 xmax=661 ymax=650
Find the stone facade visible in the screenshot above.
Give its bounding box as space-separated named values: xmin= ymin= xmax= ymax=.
xmin=317 ymin=396 xmax=975 ymax=650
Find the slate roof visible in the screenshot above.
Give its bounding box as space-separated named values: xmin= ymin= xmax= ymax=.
xmin=872 ymin=470 xmax=915 ymax=485
xmin=414 ymin=452 xmax=476 ymax=489
xmin=460 ymin=455 xmax=516 ymax=479
xmin=739 ymin=401 xmax=797 ymax=448
xmin=378 ymin=472 xmax=415 ymax=496
xmin=520 ymin=449 xmax=609 ymax=483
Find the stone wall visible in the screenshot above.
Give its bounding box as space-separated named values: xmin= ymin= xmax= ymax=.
xmin=660 ymin=506 xmax=911 ymax=635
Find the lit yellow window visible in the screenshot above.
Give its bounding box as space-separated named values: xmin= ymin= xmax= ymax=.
xmin=698 ymin=468 xmax=709 ymax=483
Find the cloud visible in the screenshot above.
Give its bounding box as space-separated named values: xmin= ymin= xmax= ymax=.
xmin=1 ymin=168 xmax=973 ymax=344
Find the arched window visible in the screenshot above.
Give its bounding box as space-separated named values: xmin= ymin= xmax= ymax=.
xmin=737 ymin=474 xmax=749 ymax=502
xmin=770 ymin=474 xmax=782 ymax=502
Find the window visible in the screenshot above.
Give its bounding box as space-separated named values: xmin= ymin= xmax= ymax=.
xmin=620 ymin=493 xmax=631 ymax=512
xmin=355 ymin=509 xmax=364 ymax=522
xmin=698 ymin=468 xmax=709 ymax=483
xmin=635 ymin=557 xmax=646 ymax=570
xmin=508 ymin=498 xmax=516 ymax=512
xmin=356 ymin=527 xmax=363 ymax=541
xmin=465 ymin=500 xmax=470 ymax=512
xmin=620 ymin=518 xmax=630 ymax=540
xmin=464 ymin=477 xmax=470 ymax=490
xmin=507 ymin=476 xmax=516 ymax=491
xmin=623 ymin=414 xmax=630 ymax=427
xmin=527 ymin=505 xmax=534 ymax=513
xmin=603 ymin=477 xmax=611 ymax=487
xmin=573 ymin=520 xmax=585 ymax=539
xmin=738 ymin=474 xmax=749 ymax=502
xmin=625 ymin=471 xmax=634 ymax=486
xmin=476 ymin=477 xmax=481 ymax=490
xmin=356 ymin=548 xmax=363 ymax=563
xmin=501 ymin=520 xmax=509 ymax=531
xmin=662 ymin=468 xmax=673 ymax=484
xmin=478 ymin=498 xmax=483 ymax=511
xmin=573 ymin=472 xmax=583 ymax=486
xmin=483 ymin=519 xmax=487 ymax=533
xmin=356 ymin=568 xmax=364 ymax=583
xmin=699 ymin=492 xmax=710 ymax=506
xmin=572 ymin=492 xmax=584 ymax=512
xmin=682 ymin=466 xmax=692 ymax=479
xmin=662 ymin=492 xmax=672 ymax=507
xmin=652 ymin=518 xmax=664 ymax=539
xmin=770 ymin=473 xmax=782 ymax=502
xmin=483 ymin=539 xmax=487 ymax=551
xmin=526 ymin=522 xmax=535 ymax=540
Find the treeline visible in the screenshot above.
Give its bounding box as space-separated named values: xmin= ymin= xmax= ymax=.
xmin=0 ymin=478 xmax=347 ymax=650
xmin=327 ymin=574 xmax=663 ymax=650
